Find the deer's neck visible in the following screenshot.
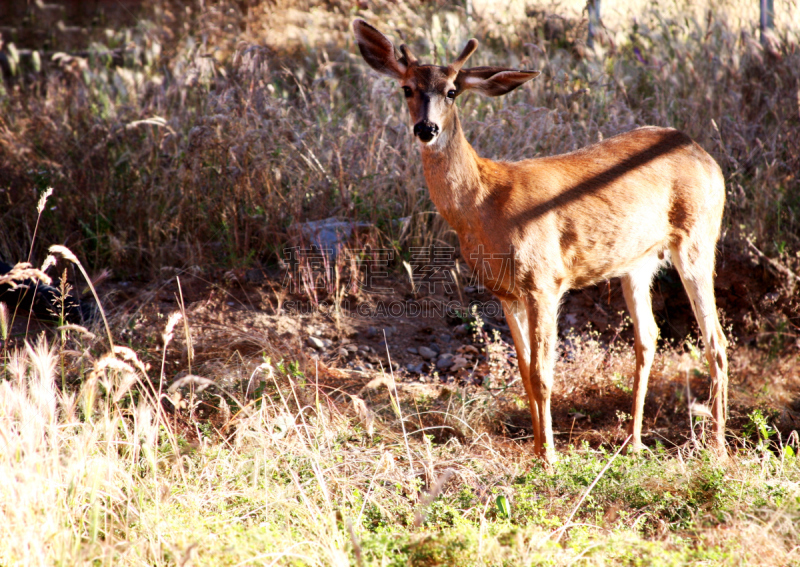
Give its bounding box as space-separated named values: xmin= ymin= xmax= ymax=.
xmin=420 ymin=112 xmax=487 ymax=226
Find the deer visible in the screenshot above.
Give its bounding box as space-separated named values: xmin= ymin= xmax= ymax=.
xmin=352 ymin=19 xmax=728 ymax=463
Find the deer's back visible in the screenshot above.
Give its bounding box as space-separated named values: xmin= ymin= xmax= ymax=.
xmin=475 ymin=127 xmax=725 ymax=291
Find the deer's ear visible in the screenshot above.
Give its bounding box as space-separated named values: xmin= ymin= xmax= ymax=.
xmin=353 ymin=20 xmax=407 ymax=80
xmin=457 ymin=67 xmax=540 ymax=97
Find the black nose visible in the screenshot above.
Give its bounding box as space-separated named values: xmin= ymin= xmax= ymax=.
xmin=413 ymin=121 xmax=439 ymax=142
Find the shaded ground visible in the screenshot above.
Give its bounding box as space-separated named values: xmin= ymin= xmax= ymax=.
xmin=25 ymin=243 xmax=784 ymax=453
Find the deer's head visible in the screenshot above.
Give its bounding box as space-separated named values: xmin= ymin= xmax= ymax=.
xmin=353 ymin=20 xmax=540 ymax=147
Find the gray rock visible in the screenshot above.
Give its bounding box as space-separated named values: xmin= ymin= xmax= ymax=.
xmin=430 ymin=343 xmax=441 ymax=354
xmin=346 ymin=344 xmax=359 ymax=353
xmin=338 ymin=347 xmax=349 ymax=358
xmin=454 ymin=323 xmax=469 ymax=336
xmin=406 ymin=347 xmax=418 ymax=355
xmin=418 ymin=346 xmax=437 ymax=360
xmin=307 ymin=336 xmax=325 ymax=350
xmin=436 ymin=355 xmax=454 ymax=371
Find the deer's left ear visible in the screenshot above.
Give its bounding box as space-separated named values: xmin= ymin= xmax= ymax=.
xmin=353 ymin=19 xmax=407 ymax=80
xmin=457 ymin=67 xmax=540 ymax=97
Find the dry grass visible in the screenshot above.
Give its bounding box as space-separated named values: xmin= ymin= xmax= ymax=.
xmin=0 ymin=307 xmax=798 ymax=565
xmin=0 ymin=0 xmax=798 ymax=276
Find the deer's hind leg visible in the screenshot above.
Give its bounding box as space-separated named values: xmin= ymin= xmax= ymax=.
xmin=621 ymin=254 xmax=664 ymax=452
xmin=670 ymin=241 xmax=728 ymax=454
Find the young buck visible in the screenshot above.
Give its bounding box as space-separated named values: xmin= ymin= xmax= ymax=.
xmin=353 ymin=20 xmax=728 ymax=462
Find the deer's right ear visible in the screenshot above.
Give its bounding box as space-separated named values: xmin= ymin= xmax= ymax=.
xmin=353 ymin=20 xmax=406 ymax=80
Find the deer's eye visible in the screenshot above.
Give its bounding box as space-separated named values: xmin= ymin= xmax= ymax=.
xmin=402 ymin=86 xmax=413 ymax=98
xmin=446 ymin=89 xmax=457 ymax=99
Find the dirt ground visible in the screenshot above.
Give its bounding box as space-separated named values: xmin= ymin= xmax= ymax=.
xmin=57 ymin=242 xmax=794 ymax=452
xmin=3 ymin=241 xmax=797 ymax=452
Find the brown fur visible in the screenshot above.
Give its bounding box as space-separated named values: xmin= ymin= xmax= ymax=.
xmin=354 ymin=20 xmax=729 ymax=462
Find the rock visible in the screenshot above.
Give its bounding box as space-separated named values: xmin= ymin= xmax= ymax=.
xmin=440 ymin=333 xmax=451 ymax=342
xmin=338 ymin=347 xmax=349 ymax=358
xmin=245 ymin=268 xmax=265 ymax=283
xmin=418 ymin=346 xmax=437 ymax=360
xmin=458 ymin=345 xmax=479 ymax=355
xmin=453 ymin=323 xmax=469 ymax=337
xmin=436 ymin=354 xmax=454 ymax=371
xmin=307 ymin=336 xmax=326 ymax=350
xmin=407 ymin=347 xmax=418 ymax=354
xmin=450 ymin=356 xmax=470 ymax=371
xmin=366 ymin=326 xmax=379 ymax=337
xmin=290 ymin=217 xmax=371 ymax=258
xmin=406 ymin=362 xmax=425 ymax=374
xmin=430 ymin=343 xmax=441 ymax=354
xmin=345 ymin=344 xmax=359 ymax=353
xmin=321 ymin=338 xmax=333 ymax=349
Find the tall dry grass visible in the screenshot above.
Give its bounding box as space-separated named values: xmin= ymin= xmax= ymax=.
xmin=0 ymin=0 xmax=797 ymax=277
xmin=0 ymin=303 xmax=798 ymax=565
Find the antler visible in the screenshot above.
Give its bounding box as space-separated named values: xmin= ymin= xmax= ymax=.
xmin=398 ymin=44 xmax=417 ymax=65
xmin=450 ymin=39 xmax=478 ymax=72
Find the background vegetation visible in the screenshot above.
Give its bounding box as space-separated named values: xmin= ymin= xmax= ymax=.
xmin=1 ymin=0 xmax=798 ymax=275
xmin=0 ymin=0 xmax=799 ymax=565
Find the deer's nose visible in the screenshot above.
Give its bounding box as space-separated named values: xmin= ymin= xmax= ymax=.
xmin=413 ymin=121 xmax=439 ymax=142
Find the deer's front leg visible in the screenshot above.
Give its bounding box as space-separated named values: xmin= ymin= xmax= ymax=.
xmin=502 ymin=299 xmax=541 ymax=443
xmin=526 ymin=292 xmax=561 ymax=464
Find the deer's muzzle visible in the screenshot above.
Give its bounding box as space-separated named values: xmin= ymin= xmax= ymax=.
xmin=413 ymin=121 xmax=439 ymax=143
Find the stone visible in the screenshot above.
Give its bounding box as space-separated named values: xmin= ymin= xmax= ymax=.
xmin=436 ymin=355 xmax=454 ymax=371
xmin=450 ymin=356 xmax=470 ymax=371
xmin=430 ymin=343 xmax=441 ymax=354
xmin=418 ymin=346 xmax=437 ymax=360
xmin=307 ymin=336 xmax=325 ymax=350
xmin=338 ymin=347 xmax=349 ymax=358
xmin=454 ymin=323 xmax=469 ymax=336
xmin=407 ymin=347 xmax=418 ymax=354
